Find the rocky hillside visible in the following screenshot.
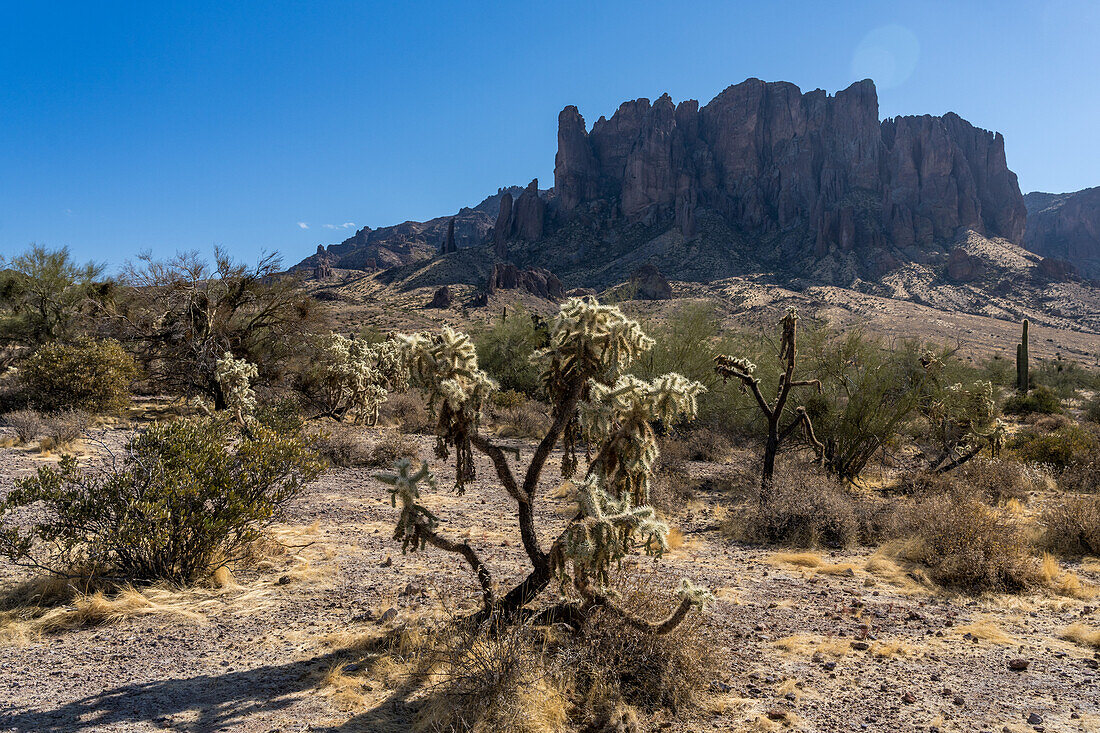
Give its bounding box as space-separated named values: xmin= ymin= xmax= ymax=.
xmin=1025 ymin=187 xmax=1100 ymax=281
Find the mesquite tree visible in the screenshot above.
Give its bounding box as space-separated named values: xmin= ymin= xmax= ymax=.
xmin=714 ymin=308 xmax=823 ymax=489
xmin=377 ymin=297 xmax=712 ymax=631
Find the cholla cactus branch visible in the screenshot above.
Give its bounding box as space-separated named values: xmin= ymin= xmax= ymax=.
xmin=214 ymin=352 xmax=258 ymax=425
xmin=715 ymin=308 xmax=823 ymax=490
xmin=375 ymin=459 xmax=494 ymax=612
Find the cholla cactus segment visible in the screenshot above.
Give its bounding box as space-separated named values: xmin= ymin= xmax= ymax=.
xmin=534 ymin=297 xmax=655 ymax=393
xmin=677 ymin=578 xmax=714 ymax=610
xmin=555 ymin=474 xmax=670 ymax=587
xmin=581 ymin=373 xmax=705 ymax=505
xmin=214 ymin=351 xmax=259 ymax=423
xmin=375 ymin=458 xmax=440 ymax=553
xmin=396 ymin=327 xmax=497 ymax=490
xmin=312 ymin=332 xmax=402 ymax=424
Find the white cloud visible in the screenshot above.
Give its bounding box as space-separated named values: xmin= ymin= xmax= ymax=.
xmin=341 ymin=222 xmax=355 ymax=228
xmin=322 ymin=224 xmax=337 ymax=230
xmin=297 ymin=222 xmax=310 ymax=229
xmin=322 ymin=222 xmax=356 ymax=230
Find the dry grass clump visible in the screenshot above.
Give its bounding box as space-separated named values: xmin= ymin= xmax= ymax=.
xmin=890 ymin=491 xmax=1035 ymax=592
xmin=1042 ymin=495 xmax=1100 ymax=557
xmin=1060 ymin=622 xmax=1100 ymax=649
xmin=494 ymin=401 xmax=551 ymax=439
xmin=2 ymin=409 xmax=44 ymax=445
xmin=42 ymin=408 xmax=92 ymax=448
xmin=724 ymin=466 xmax=860 ymax=549
xmin=955 ymin=459 xmax=1037 ymax=505
xmin=650 ymin=461 xmax=696 ymax=514
xmin=1038 ymin=553 xmax=1098 ymax=600
xmin=313 ymin=427 xmax=419 ymax=468
xmin=381 ymin=392 xmax=434 ymax=434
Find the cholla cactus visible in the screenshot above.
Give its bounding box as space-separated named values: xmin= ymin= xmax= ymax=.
xmin=214 ymin=352 xmax=258 ymax=424
xmin=398 ymin=326 xmax=497 ymax=490
xmin=715 ymin=308 xmax=822 ymax=490
xmin=554 ymin=473 xmax=670 ymax=587
xmin=581 ymin=373 xmax=705 ymax=505
xmin=384 ymin=297 xmax=711 ymax=632
xmin=928 ymin=379 xmax=1004 ymax=471
xmin=311 ymin=333 xmax=395 ymax=425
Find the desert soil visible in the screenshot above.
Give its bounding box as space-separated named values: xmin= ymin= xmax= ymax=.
xmin=1 ymin=426 xmax=1099 ymax=733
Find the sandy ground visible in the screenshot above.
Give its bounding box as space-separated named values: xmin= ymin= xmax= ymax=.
xmin=1 ymin=427 xmax=1099 ymax=732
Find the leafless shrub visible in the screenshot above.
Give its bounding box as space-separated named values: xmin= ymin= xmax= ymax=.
xmin=891 ymin=490 xmax=1034 ymax=592
xmin=365 ymin=429 xmax=419 ymax=468
xmin=312 ymin=427 xmax=372 ymax=468
xmin=380 ymin=391 xmax=433 ymax=434
xmin=3 ymin=409 xmax=43 ymax=445
xmin=724 ymin=465 xmax=859 ymax=549
xmin=44 ymin=409 xmax=92 ymax=448
xmin=1042 ymin=496 xmax=1100 ymax=557
xmin=495 ymin=401 xmax=551 ymax=439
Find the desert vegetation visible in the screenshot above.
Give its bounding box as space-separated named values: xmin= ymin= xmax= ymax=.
xmin=1 ymin=244 xmax=1099 ymax=731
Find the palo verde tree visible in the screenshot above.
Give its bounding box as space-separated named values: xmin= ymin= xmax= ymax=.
xmin=0 ymin=244 xmax=107 ymax=350
xmin=714 ymin=308 xmax=824 ymax=489
xmin=104 ymin=248 xmax=316 ymax=408
xmin=377 ymin=297 xmax=712 ymax=631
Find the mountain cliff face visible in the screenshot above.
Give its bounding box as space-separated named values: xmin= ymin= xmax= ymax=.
xmin=545 ymin=78 xmax=1026 ymax=279
xmin=1025 ymin=187 xmax=1100 ymax=280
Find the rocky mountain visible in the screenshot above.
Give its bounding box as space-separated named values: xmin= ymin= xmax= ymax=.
xmin=295 ymin=78 xmax=1098 ymax=303
xmin=1024 ymin=187 xmax=1100 ymax=281
xmin=523 ymin=78 xmax=1027 ymax=285
xmin=293 ymin=186 xmax=529 ymax=274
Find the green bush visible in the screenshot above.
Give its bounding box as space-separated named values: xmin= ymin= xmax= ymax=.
xmin=1084 ymin=394 xmax=1100 ymax=424
xmin=0 ymin=416 xmax=324 ymax=584
xmin=1003 ymin=385 xmax=1062 ymax=415
xmin=19 ymin=337 xmax=138 ymax=414
xmin=474 ymin=305 xmax=545 ymax=396
xmin=1010 ymin=424 xmax=1098 ymax=470
xmin=1032 ymin=357 xmax=1100 ymax=398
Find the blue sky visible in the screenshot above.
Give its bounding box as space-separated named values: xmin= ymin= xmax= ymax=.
xmin=2 ymin=0 xmax=1098 ymax=269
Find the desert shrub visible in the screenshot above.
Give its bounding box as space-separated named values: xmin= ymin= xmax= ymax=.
xmin=311 ymin=427 xmax=370 ymax=468
xmin=491 ymin=389 xmax=527 ymax=410
xmin=1042 ymin=496 xmax=1100 ymax=557
xmin=1003 ymin=385 xmax=1062 ymax=415
xmin=1033 ymin=357 xmax=1100 ymax=398
xmin=803 ymin=331 xmax=930 ymax=481
xmin=254 ymin=398 xmax=306 ymax=435
xmin=473 ymin=304 xmax=545 ymax=396
xmin=3 ymin=409 xmax=43 ymax=445
xmin=1085 ymin=394 xmax=1100 ymax=424
xmin=891 ymin=491 xmax=1034 ymax=592
xmin=0 ymin=416 xmax=324 ymax=584
xmin=725 ymin=466 xmax=859 ymax=549
xmin=0 ymin=244 xmax=106 ymax=346
xmin=1060 ymin=458 xmax=1100 ymax=493
xmin=1010 ymin=424 xmax=1099 ymax=470
xmin=43 ymin=409 xmax=92 ymax=448
xmin=955 ymin=459 xmax=1035 ymax=504
xmin=366 ymin=429 xmax=419 ymax=467
xmin=679 ymin=428 xmax=732 ymax=462
xmin=495 ymin=401 xmax=551 ymax=439
xmin=380 ymin=391 xmax=434 ymax=434
xmin=105 ymin=249 xmax=318 ymax=408
xmin=19 ymin=337 xmax=137 ymax=414
xmin=561 ymin=571 xmax=719 ymax=719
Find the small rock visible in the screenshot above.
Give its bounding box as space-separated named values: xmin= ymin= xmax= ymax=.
xmin=901 ymin=691 xmax=917 ymax=704
xmin=1026 ymin=712 xmax=1043 ymax=725
xmin=852 ymin=641 xmax=870 ymax=651
xmin=1008 ymin=658 xmax=1030 ymax=671
xmin=276 ymin=575 xmax=291 ymax=585
xmin=377 ymin=607 xmax=398 ymax=625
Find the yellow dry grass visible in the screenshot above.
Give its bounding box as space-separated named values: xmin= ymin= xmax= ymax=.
xmin=773 ymin=634 xmax=851 ymax=658
xmin=1059 ymin=623 xmax=1100 ymax=649
xmin=870 ymin=639 xmax=914 ymax=658
xmin=954 ymin=617 xmax=1015 ymax=645
xmin=1039 ymin=553 xmax=1099 ymax=600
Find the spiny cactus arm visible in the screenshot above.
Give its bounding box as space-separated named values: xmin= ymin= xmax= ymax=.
xmin=576 ymin=577 xmax=713 ymax=635
xmin=714 ymin=354 xmax=773 ymax=418
xmin=376 ymin=460 xmax=494 ymax=613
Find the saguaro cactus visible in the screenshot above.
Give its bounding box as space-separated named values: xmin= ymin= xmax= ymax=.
xmin=1016 ymin=319 xmax=1029 ymax=394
